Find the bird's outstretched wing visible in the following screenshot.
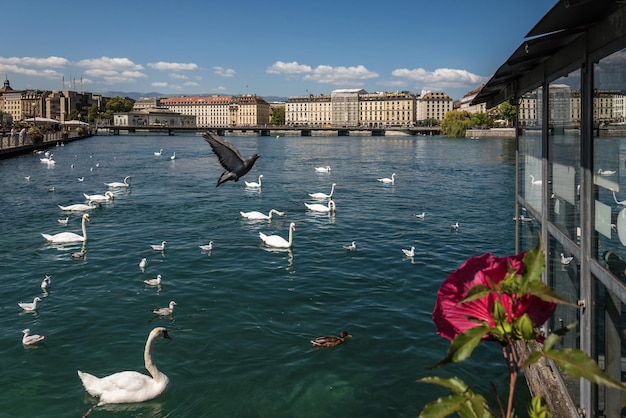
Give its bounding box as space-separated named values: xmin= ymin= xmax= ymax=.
xmin=203 ymin=131 xmax=244 ymax=172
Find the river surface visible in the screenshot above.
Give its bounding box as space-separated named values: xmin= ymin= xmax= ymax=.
xmin=0 ymin=133 xmax=518 ymax=417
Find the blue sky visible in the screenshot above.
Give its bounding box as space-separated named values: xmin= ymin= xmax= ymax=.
xmin=1 ymin=1 xmax=555 ymax=100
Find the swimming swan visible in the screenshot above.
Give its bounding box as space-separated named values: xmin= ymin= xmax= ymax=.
xmin=304 ymin=200 xmax=336 ymax=213
xmin=83 ymin=191 xmax=115 ymax=203
xmin=315 ymin=166 xmax=331 ymax=173
xmin=259 ymin=222 xmax=296 ymax=249
xmin=378 ymin=173 xmax=396 ymax=184
xmin=245 ymin=174 xmax=264 ymax=188
xmin=77 ymin=327 xmax=172 ymax=406
xmin=41 ymin=213 xmax=89 ymax=244
xmin=529 ymin=175 xmax=542 ymax=185
xmin=240 ymin=209 xmax=286 ymax=220
xmin=58 ymin=201 xmax=98 ymax=211
xmin=309 ymin=183 xmax=336 ymax=200
xmin=105 ymin=176 xmax=131 ymax=188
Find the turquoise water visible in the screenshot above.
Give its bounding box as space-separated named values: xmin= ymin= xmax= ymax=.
xmin=0 ymin=133 xmax=517 ymax=417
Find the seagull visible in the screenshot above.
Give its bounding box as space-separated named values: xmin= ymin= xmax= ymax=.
xmin=451 ymin=222 xmax=460 ymax=231
xmin=41 ymin=275 xmax=52 ymax=291
xmin=199 ymin=241 xmax=213 ymax=252
xmin=18 ymin=297 xmax=42 ymax=312
xmin=153 ymin=301 xmax=176 ymax=316
xmin=414 ymin=212 xmax=425 ymax=219
xmin=402 ymin=247 xmax=415 ymax=257
xmin=343 ymin=241 xmax=357 ymax=251
xmin=560 ymin=253 xmax=574 ymax=265
xmin=150 ymin=241 xmax=167 ymax=251
xmin=378 ymin=173 xmax=396 ymax=184
xmin=57 ymin=217 xmax=69 ymax=225
xmin=143 ymin=274 xmax=162 ymax=286
xmin=71 ymin=249 xmax=86 ymax=259
xmin=139 ymin=257 xmax=147 ymax=270
xmin=77 ymin=177 xmax=84 ymax=182
xmin=24 ymin=175 xmax=30 ymax=181
xmin=22 ymin=329 xmax=46 ymax=346
xmin=203 ymin=131 xmax=260 ymax=187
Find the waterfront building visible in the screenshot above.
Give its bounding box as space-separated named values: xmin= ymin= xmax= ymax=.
xmin=285 ymin=94 xmax=332 ymax=127
xmin=456 ymin=86 xmax=487 ymax=114
xmin=230 ymin=94 xmax=270 ymax=126
xmin=472 ymin=0 xmax=626 ymax=415
xmin=359 ymin=91 xmax=416 ymax=128
xmin=133 ymin=97 xmax=162 ymax=110
xmin=416 ymin=91 xmax=453 ymax=122
xmin=161 ymin=95 xmax=232 ymax=128
xmin=113 ymin=107 xmax=195 ymax=127
xmin=331 ymin=89 xmax=365 ymax=127
xmin=44 ymin=90 xmax=103 ymax=122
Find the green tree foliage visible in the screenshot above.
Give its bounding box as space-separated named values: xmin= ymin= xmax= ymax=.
xmin=440 ymin=110 xmax=475 ymax=137
xmin=87 ymin=104 xmax=100 ymax=123
xmin=101 ymin=96 xmax=134 ymax=121
xmin=270 ymin=107 xmax=285 ymax=125
xmin=67 ymin=109 xmax=80 ymax=121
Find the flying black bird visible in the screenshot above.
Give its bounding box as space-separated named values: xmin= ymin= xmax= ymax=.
xmin=203 ymin=131 xmax=260 ymax=187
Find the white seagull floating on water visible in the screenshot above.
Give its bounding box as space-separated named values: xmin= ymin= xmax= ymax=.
xmin=41 ymin=275 xmax=52 ymax=291
xmin=18 ymin=297 xmax=42 ymax=312
xmin=57 ymin=216 xmax=69 ymax=225
xmin=199 ymin=241 xmax=213 ymax=251
xmin=560 ymin=253 xmax=574 ymax=265
xmin=22 ymin=329 xmax=46 ymax=346
xmin=402 ymin=247 xmax=415 ymax=257
xmin=153 ymin=301 xmax=176 ymax=316
xmin=139 ymin=257 xmax=147 ymax=270
xmin=143 ymin=274 xmax=162 ymax=286
xmin=414 ymin=212 xmax=425 ymax=219
xmin=150 ymin=241 xmax=167 ymax=251
xmin=344 ymin=241 xmax=357 ymax=251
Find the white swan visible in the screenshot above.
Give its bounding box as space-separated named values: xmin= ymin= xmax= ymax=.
xmin=259 ymin=222 xmax=296 ymax=249
xmin=529 ymin=175 xmax=542 ymax=185
xmin=240 ymin=209 xmax=286 ymax=220
xmin=105 ymin=176 xmax=131 ymax=188
xmin=305 ymin=200 xmax=336 ymax=213
xmin=18 ymin=297 xmax=42 ymax=312
xmin=402 ymin=246 xmax=415 ymax=257
xmin=560 ymin=253 xmax=574 ymax=265
xmin=40 ymin=154 xmax=54 ymax=164
xmin=378 ymin=173 xmax=396 ymax=184
xmin=58 ymin=216 xmax=69 ymax=225
xmin=150 ymin=241 xmax=167 ymax=251
xmin=22 ymin=329 xmax=45 ymax=345
xmin=139 ymin=258 xmax=147 ymax=270
xmin=154 ymin=149 xmax=163 ymax=156
xmin=77 ymin=327 xmax=172 ymax=406
xmin=245 ymin=174 xmax=264 ymax=188
xmin=170 ymin=152 xmax=176 ymax=160
xmin=58 ymin=201 xmax=98 ymax=211
xmin=41 ymin=275 xmax=52 ymax=291
xmin=84 ymin=191 xmax=115 ymax=203
xmin=613 ymin=191 xmax=626 ymax=206
xmin=42 ymin=213 xmax=90 ymax=244
xmin=199 ymin=241 xmax=213 ymax=251
xmin=315 ymin=166 xmax=331 ymax=173
xmin=598 ymin=169 xmax=616 ymax=176
xmin=344 ymin=241 xmax=357 ymax=251
xmin=143 ymin=275 xmax=162 ymax=286
xmin=309 ymin=183 xmax=336 ymax=200
xmin=153 ymin=301 xmax=176 ymax=316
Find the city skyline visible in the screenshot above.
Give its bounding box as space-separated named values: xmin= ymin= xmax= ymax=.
xmin=3 ymin=1 xmax=555 ymax=100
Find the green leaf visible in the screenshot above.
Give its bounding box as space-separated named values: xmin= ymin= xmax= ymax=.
xmin=460 ymin=284 xmax=492 ymax=304
xmin=514 ymin=313 xmax=536 ymax=341
xmin=419 ymin=394 xmax=472 ymax=418
xmin=418 ymin=386 xmax=491 ymax=418
xmin=522 ymin=238 xmax=545 ymax=283
xmin=544 ymin=348 xmax=626 ymax=391
xmin=417 ymin=376 xmax=470 ymax=393
xmin=525 ymin=280 xmax=577 ymax=307
xmin=430 ymin=325 xmax=491 ymax=368
xmin=541 ymin=321 xmax=577 ymax=351
xmin=522 ymin=350 xmax=543 ymax=368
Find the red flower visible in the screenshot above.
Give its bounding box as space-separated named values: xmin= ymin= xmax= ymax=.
xmin=432 ymin=252 xmax=556 ymax=341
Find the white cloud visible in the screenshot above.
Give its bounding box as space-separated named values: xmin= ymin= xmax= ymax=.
xmin=169 ymin=73 xmax=189 ymax=80
xmin=391 ymin=67 xmax=487 ymax=89
xmin=213 ymin=66 xmax=236 ymax=77
xmin=151 ymin=81 xmax=168 ymax=87
xmin=148 ymin=61 xmax=198 ymax=71
xmin=303 ymin=65 xmax=378 ymax=85
xmin=183 ymin=81 xmax=199 ymax=87
xmin=0 ymin=56 xmax=70 ymax=68
xmin=76 ymin=57 xmax=144 ymax=71
xmin=266 ymin=61 xmax=312 ymax=75
xmin=75 ymin=57 xmax=146 ymax=84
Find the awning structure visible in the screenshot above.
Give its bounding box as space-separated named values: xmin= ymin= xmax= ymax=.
xmin=63 ymin=120 xmax=89 ymax=126
xmin=22 ymin=117 xmax=60 ymax=124
xmin=472 ymin=0 xmax=624 ymax=108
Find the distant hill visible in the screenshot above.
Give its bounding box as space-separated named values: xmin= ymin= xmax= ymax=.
xmin=99 ymin=91 xmax=287 ymax=102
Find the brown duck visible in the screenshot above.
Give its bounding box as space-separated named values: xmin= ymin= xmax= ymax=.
xmin=310 ymin=330 xmax=351 ymax=347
